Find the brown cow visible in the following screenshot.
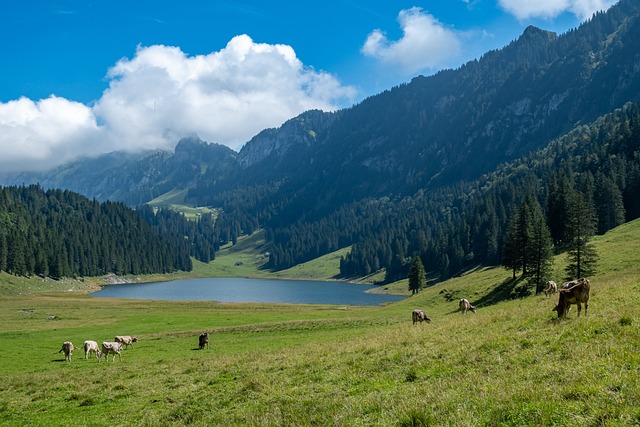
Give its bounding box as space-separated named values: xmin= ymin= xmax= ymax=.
xmin=199 ymin=332 xmax=209 ymax=350
xmin=411 ymin=309 xmax=431 ymax=324
xmin=553 ymin=278 xmax=590 ymax=318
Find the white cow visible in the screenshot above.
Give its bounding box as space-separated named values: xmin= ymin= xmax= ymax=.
xmin=100 ymin=342 xmax=123 ymax=362
xmin=83 ymin=340 xmax=101 ymax=360
xmin=58 ymin=341 xmax=74 ymax=362
xmin=459 ymin=298 xmax=477 ymax=314
xmin=115 ymin=336 xmax=138 ymax=349
xmin=544 ymin=281 xmax=558 ymax=297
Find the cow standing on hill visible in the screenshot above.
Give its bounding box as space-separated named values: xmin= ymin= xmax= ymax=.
xmin=199 ymin=332 xmax=209 ymax=350
xmin=459 ymin=298 xmax=477 ymax=314
xmin=544 ymin=281 xmax=558 ymax=297
xmin=412 ymin=309 xmax=431 ymax=324
xmin=115 ymin=336 xmax=138 ymax=349
xmin=100 ymin=342 xmax=123 ymax=362
xmin=83 ymin=340 xmax=101 ymax=360
xmin=58 ymin=341 xmax=74 ymax=362
xmin=553 ymin=278 xmax=590 ymax=318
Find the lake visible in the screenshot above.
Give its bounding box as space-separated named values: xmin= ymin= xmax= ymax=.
xmin=90 ymin=277 xmax=406 ymax=306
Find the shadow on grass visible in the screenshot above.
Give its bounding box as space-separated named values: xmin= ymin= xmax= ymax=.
xmin=472 ymin=276 xmax=529 ymax=309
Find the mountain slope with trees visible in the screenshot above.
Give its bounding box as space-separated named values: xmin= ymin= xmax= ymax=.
xmin=340 ymin=101 xmax=640 ymax=285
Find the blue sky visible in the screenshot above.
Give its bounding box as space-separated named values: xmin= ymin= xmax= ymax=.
xmin=0 ymin=0 xmax=617 ymax=172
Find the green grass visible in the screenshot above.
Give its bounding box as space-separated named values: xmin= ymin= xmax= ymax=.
xmin=1 ymin=219 xmax=640 ymax=425
xmin=192 ymin=230 xmax=361 ymax=283
xmin=147 ymin=192 xmax=216 ymax=219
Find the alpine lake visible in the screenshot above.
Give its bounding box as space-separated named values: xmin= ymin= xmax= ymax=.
xmin=91 ymin=277 xmax=406 ymax=306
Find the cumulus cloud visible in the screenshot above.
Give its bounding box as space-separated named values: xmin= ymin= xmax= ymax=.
xmin=498 ymin=0 xmax=616 ymax=20
xmin=0 ymin=96 xmax=102 ymax=172
xmin=361 ymin=7 xmax=461 ymax=76
xmin=0 ymin=35 xmax=356 ymax=172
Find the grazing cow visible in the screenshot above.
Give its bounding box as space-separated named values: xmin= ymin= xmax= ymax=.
xmin=58 ymin=341 xmax=74 ymax=362
xmin=83 ymin=340 xmax=101 ymax=360
xmin=412 ymin=309 xmax=431 ymax=324
xmin=199 ymin=332 xmax=209 ymax=350
xmin=560 ymin=279 xmax=580 ymax=289
xmin=100 ymin=342 xmax=123 ymax=362
xmin=115 ymin=336 xmax=138 ymax=349
xmin=544 ymin=281 xmax=558 ymax=297
xmin=459 ymin=298 xmax=477 ymax=314
xmin=553 ymin=278 xmax=590 ymax=318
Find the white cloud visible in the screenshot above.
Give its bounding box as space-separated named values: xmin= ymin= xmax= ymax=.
xmin=0 ymin=96 xmax=102 ymax=172
xmin=361 ymin=7 xmax=461 ymax=76
xmin=0 ymin=35 xmax=356 ymax=172
xmin=498 ymin=0 xmax=616 ymax=20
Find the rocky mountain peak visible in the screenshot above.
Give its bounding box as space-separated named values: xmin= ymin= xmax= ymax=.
xmin=236 ymin=109 xmax=332 ymax=168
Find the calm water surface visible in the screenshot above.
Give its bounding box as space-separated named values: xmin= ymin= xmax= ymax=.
xmin=90 ymin=277 xmax=406 ymax=306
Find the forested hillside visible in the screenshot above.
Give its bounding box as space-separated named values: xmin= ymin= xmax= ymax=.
xmin=338 ymin=101 xmax=640 ymax=281
xmin=189 ymin=0 xmax=640 ymax=277
xmin=0 ymin=185 xmax=192 ymax=278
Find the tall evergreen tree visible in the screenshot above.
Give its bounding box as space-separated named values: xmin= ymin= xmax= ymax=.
xmin=502 ymin=207 xmax=521 ymax=279
xmin=528 ymin=203 xmax=554 ymax=294
xmin=408 ymin=256 xmax=426 ymax=295
xmin=547 ymin=173 xmax=576 ymax=247
xmin=565 ymin=191 xmax=599 ymax=279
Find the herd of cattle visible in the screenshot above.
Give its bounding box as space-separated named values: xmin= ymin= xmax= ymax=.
xmin=413 ymin=277 xmax=591 ymax=324
xmin=58 ymin=335 xmax=138 ymax=362
xmin=57 ymin=278 xmax=591 ymax=361
xmin=57 ymin=333 xmax=210 ymax=362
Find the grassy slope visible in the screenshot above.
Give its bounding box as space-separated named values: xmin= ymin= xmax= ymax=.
xmin=191 ymin=230 xmax=371 ymax=283
xmin=0 ymin=220 xmax=639 ymax=425
xmin=147 ymin=190 xmax=216 ymax=219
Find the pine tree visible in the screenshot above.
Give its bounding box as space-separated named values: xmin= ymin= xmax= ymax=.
xmin=408 ymin=256 xmax=426 ymax=295
xmin=528 ymin=205 xmax=554 ymax=294
xmin=502 ymin=207 xmax=521 ymax=279
xmin=565 ymin=191 xmax=599 ymax=279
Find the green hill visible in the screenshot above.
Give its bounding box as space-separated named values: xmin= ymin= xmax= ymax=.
xmin=0 ymin=218 xmax=639 ymax=425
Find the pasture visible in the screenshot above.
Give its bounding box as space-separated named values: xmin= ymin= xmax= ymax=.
xmin=1 ymin=219 xmax=640 ymax=426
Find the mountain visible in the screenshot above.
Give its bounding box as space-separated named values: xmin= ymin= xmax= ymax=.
xmin=226 ymin=1 xmax=640 ymax=202
xmin=1 ymin=136 xmax=238 ymax=205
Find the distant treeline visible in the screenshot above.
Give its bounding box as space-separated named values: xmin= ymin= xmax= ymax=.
xmin=0 ymin=186 xmax=192 ymax=278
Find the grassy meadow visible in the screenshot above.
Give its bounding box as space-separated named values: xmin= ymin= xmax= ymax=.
xmin=1 ymin=220 xmax=640 ymax=426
